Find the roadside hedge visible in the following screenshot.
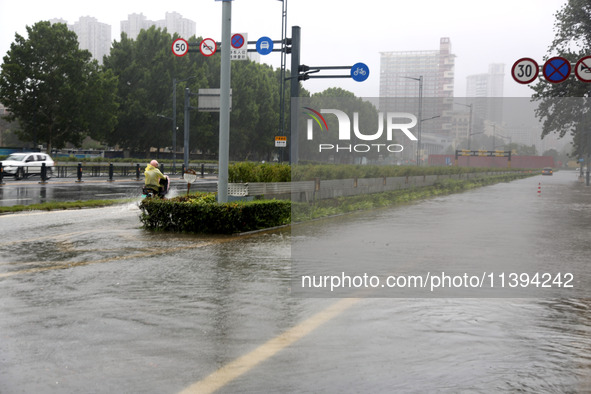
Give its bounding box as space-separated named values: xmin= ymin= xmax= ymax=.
xmin=228 ymin=162 xmax=291 ymax=183
xmin=227 ymin=162 xmax=533 ymax=183
xmin=139 ymin=192 xmax=291 ymax=234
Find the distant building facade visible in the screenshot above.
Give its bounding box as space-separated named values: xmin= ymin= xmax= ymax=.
xmin=48 ymin=11 xmax=196 ymax=64
xmin=379 ymin=37 xmax=455 ymax=98
xmin=50 ymin=17 xmax=111 ymax=65
xmin=121 ymin=12 xmax=196 ymax=40
xmin=70 ymin=17 xmax=111 ymax=64
xmin=379 ymin=38 xmax=456 ymax=163
xmin=465 ymin=63 xmax=505 ymax=130
xmin=466 ymin=63 xmax=504 ymax=98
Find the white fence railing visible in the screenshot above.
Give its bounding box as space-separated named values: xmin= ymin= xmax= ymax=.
xmin=228 ymin=171 xmax=519 ymax=202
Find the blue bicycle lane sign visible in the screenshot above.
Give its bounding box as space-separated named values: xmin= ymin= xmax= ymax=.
xmin=543 ymin=56 xmax=571 ymax=83
xmin=351 ymin=62 xmax=369 ymax=82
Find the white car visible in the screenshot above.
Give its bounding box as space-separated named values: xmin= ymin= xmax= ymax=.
xmin=0 ymin=152 xmax=55 ymax=180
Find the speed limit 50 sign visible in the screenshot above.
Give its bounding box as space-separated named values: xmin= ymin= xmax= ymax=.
xmin=511 ymin=58 xmax=539 ymax=84
xmin=172 ymin=38 xmax=189 ymax=57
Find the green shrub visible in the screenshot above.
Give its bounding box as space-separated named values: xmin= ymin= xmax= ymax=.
xmin=139 ymin=192 xmax=291 ymax=234
xmin=228 ymin=162 xmax=291 ymax=183
xmin=290 ymin=164 xmax=524 ymax=181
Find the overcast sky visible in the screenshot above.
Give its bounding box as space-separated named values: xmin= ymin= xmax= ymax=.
xmin=0 ymin=0 xmax=565 ymax=98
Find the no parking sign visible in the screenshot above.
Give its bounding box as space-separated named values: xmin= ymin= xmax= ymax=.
xmin=543 ymin=56 xmax=571 ymax=83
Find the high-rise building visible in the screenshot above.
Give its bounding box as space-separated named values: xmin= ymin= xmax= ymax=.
xmin=466 ymin=63 xmax=504 ymax=98
xmin=70 ymin=17 xmax=111 ymax=65
xmin=157 ymin=12 xmax=196 ymax=40
xmin=465 ymin=64 xmax=505 ymax=143
xmin=121 ymin=12 xmax=196 ymax=40
xmin=379 ymin=38 xmax=456 ymax=161
xmin=120 ymin=13 xmax=150 ymax=40
xmin=50 ymin=17 xmax=111 ymax=65
xmin=379 ymin=38 xmax=455 ymax=98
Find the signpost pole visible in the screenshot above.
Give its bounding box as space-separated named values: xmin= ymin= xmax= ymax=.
xmin=289 ymin=25 xmax=301 ymax=165
xmin=218 ymin=0 xmax=232 ymax=203
xmin=184 ymin=87 xmax=190 ymax=170
xmin=172 ymin=78 xmax=177 ymax=173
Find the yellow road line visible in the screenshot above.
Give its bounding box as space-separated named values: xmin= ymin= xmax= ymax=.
xmin=179 ymin=297 xmax=360 ymax=394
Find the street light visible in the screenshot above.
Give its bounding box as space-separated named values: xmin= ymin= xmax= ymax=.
xmin=170 ymin=76 xmax=196 ymax=173
xmin=156 ymin=114 xmax=177 ymax=171
xmin=455 ymin=102 xmax=473 ymax=150
xmin=403 ymin=76 xmax=423 ymax=165
xmin=418 ymin=115 xmax=440 ymax=164
xmin=403 ymin=76 xmax=423 ymax=166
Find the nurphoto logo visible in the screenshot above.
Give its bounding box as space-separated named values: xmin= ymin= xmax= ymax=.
xmin=304 ymin=108 xmax=418 ymax=153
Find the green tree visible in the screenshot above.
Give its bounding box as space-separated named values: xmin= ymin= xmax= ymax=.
xmin=299 ymin=88 xmax=379 ymax=164
xmin=103 ymin=27 xmax=177 ymax=155
xmin=229 ymin=61 xmax=280 ymax=161
xmin=0 ymin=21 xmax=118 ymax=152
xmin=178 ymin=38 xmax=219 ymax=158
xmin=531 ymin=0 xmax=591 ymax=157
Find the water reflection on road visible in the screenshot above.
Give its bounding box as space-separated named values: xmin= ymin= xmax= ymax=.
xmin=0 ymin=171 xmax=590 ymax=393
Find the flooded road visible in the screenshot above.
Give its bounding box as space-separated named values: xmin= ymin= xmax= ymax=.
xmin=1 ymin=171 xmax=590 ymax=393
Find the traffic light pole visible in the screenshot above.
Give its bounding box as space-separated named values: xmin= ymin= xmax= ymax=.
xmin=289 ymin=26 xmax=301 ymax=165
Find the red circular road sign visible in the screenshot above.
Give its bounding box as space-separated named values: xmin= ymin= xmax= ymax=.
xmin=200 ymin=38 xmax=217 ymax=57
xmin=575 ymin=56 xmax=591 ymax=82
xmin=172 ymin=38 xmax=189 ymax=57
xmin=511 ymin=58 xmax=539 ymax=84
xmin=231 ymin=33 xmax=245 ymax=49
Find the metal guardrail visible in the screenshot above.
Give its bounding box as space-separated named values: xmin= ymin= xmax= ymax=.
xmin=230 ymin=171 xmax=527 ymax=202
xmin=0 ymin=162 xmax=218 ymax=183
xmin=52 ymin=163 xmax=217 ymax=180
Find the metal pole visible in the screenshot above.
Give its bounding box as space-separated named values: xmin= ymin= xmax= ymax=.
xmin=492 ymin=124 xmax=496 ymax=151
xmin=172 ymin=78 xmax=177 ymax=173
xmin=289 ymin=26 xmax=301 ymax=165
xmin=467 ymin=104 xmax=472 ymax=167
xmin=417 ymin=76 xmax=423 ymax=166
xmin=218 ymin=0 xmax=232 ymax=203
xmin=278 ymin=0 xmax=287 ymax=163
xmin=184 ymin=87 xmax=190 ymax=171
xmin=587 ymin=126 xmax=591 ymax=186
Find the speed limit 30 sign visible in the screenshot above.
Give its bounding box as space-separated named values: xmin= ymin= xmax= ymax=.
xmin=172 ymin=38 xmax=189 ymax=57
xmin=511 ymin=58 xmax=539 ymax=84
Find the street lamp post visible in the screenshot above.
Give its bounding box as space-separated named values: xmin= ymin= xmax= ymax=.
xmin=455 ymin=102 xmax=473 ymax=150
xmin=455 ymin=102 xmax=473 ymax=166
xmin=403 ymin=76 xmax=423 ymax=166
xmin=492 ymin=123 xmax=496 ymax=151
xmin=172 ymin=76 xmax=196 ymax=173
xmin=158 ymin=76 xmax=196 ymax=174
xmin=157 ymin=114 xmax=174 ymax=171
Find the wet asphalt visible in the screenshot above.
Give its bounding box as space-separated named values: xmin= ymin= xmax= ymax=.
xmin=0 ymin=170 xmax=590 ymax=393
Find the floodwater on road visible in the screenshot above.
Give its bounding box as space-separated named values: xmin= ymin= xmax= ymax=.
xmin=0 ymin=171 xmax=590 ymax=393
